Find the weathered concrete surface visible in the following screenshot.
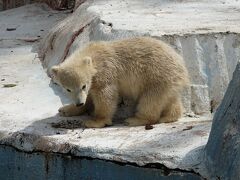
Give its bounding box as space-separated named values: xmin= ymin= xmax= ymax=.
xmin=0 ymin=1 xmax=240 ymax=179
xmin=205 ymin=63 xmax=240 ymax=179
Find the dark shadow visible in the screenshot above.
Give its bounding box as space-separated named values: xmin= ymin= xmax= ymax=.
xmin=20 ymin=114 xmax=88 ymax=136
xmin=16 ymin=112 xmax=134 ymax=138
xmin=14 ymin=97 xmax=136 ymax=137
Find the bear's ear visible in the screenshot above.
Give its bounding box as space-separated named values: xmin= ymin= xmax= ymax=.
xmin=82 ymin=56 xmax=92 ymax=66
xmin=51 ymin=66 xmax=60 ymax=75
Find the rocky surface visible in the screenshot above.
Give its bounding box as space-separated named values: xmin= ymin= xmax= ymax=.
xmin=205 ymin=63 xmax=240 ymax=179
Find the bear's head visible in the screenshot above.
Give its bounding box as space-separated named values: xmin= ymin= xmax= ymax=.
xmin=50 ymin=56 xmax=96 ymax=107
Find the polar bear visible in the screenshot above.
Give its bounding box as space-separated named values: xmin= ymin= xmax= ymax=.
xmin=51 ymin=37 xmax=189 ymax=128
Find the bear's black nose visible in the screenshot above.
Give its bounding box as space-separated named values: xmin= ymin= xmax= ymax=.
xmin=76 ymin=103 xmax=84 ymax=107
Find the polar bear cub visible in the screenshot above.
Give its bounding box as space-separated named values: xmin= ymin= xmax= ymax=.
xmin=51 ymin=37 xmax=189 ymax=128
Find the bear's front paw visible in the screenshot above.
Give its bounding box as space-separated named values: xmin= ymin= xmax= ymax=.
xmin=58 ymin=106 xmax=71 ymax=117
xmin=82 ymin=119 xmax=112 ymax=128
xmin=58 ymin=104 xmax=80 ymax=117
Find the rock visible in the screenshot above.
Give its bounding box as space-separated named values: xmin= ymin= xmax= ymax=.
xmin=205 ymin=63 xmax=240 ymax=179
xmin=6 ymin=27 xmax=17 ymax=31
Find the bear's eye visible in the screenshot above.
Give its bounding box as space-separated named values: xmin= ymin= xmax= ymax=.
xmin=82 ymin=85 xmax=86 ymax=90
xmin=66 ymin=89 xmax=71 ymax=92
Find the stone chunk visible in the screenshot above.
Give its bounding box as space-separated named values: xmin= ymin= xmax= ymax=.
xmin=205 ymin=63 xmax=240 ymax=179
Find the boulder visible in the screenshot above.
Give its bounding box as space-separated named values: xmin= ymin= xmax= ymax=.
xmin=205 ymin=63 xmax=240 ymax=179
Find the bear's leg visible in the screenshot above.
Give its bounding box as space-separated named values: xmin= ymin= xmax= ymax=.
xmin=125 ymin=89 xmax=165 ymax=126
xmin=159 ymin=96 xmax=182 ymax=123
xmin=83 ymin=85 xmax=118 ymax=128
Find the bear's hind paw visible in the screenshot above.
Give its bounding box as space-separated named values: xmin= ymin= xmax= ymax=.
xmin=125 ymin=117 xmax=151 ymax=126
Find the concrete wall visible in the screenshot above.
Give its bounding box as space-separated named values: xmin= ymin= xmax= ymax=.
xmin=0 ymin=145 xmax=202 ymax=180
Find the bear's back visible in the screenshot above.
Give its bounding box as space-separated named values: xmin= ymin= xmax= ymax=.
xmin=84 ymin=37 xmax=189 ymax=96
xmin=111 ymin=37 xmax=188 ymax=85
